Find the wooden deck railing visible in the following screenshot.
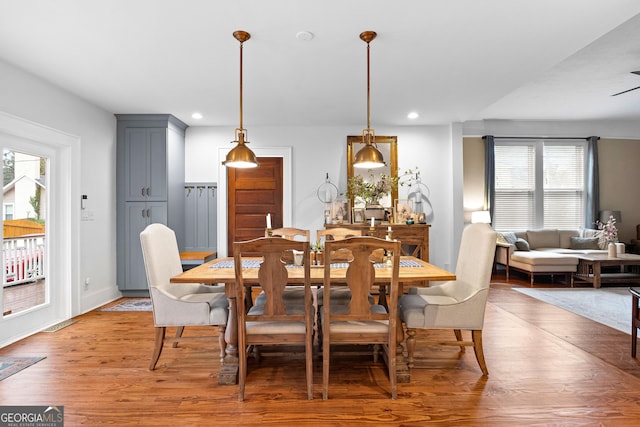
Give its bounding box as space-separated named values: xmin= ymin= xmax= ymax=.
xmin=3 ymin=234 xmax=45 ymax=287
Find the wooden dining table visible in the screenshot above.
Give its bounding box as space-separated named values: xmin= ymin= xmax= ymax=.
xmin=171 ymin=256 xmax=455 ymax=384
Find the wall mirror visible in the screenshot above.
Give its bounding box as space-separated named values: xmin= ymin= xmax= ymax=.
xmin=346 ymin=135 xmax=398 ymax=210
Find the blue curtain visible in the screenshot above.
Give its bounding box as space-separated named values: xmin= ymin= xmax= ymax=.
xmin=585 ymin=136 xmax=600 ymax=228
xmin=482 ymin=135 xmax=495 ymax=222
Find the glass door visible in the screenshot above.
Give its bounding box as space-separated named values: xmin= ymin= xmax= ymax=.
xmin=2 ymin=150 xmax=48 ymax=316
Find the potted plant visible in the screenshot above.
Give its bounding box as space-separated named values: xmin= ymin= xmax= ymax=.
xmin=347 ymin=168 xmax=418 ymax=220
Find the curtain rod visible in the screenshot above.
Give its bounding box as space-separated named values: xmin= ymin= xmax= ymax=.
xmin=483 ymin=135 xmax=599 ymax=141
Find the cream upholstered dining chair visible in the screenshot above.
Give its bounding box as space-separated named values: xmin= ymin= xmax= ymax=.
xmin=321 ymin=236 xmax=401 ymax=400
xmin=140 ymin=223 xmax=229 ymax=371
xmin=399 ymin=223 xmax=497 ymax=375
xmin=233 ymin=237 xmax=314 ymax=400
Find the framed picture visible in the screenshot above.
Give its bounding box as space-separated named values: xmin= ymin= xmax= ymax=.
xmin=394 ymin=199 xmax=414 ymax=224
xmin=352 ymin=207 xmax=365 ymax=224
xmin=331 ymin=198 xmax=350 ymax=224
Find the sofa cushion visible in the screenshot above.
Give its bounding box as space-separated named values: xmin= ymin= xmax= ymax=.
xmin=510 ymin=250 xmax=579 ymax=266
xmin=515 ymin=238 xmax=530 ymax=251
xmin=526 ymin=229 xmax=559 ymax=249
xmin=570 ymin=236 xmax=600 ymax=250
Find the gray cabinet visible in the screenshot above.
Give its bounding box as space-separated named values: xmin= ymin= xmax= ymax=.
xmin=123 ymin=127 xmax=168 ymax=201
xmin=116 ymin=114 xmax=186 ymax=296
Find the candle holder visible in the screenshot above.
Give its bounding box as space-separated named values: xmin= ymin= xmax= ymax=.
xmin=369 ymin=225 xmax=376 ymax=237
xmin=265 ymin=227 xmax=273 ymax=237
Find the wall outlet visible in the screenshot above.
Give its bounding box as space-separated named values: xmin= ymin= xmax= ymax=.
xmin=84 ymin=277 xmax=90 ymax=290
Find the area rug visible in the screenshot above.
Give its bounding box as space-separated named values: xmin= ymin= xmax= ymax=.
xmin=0 ymin=356 xmax=46 ymax=381
xmin=99 ymin=298 xmax=152 ymax=312
xmin=514 ymin=287 xmax=631 ymax=334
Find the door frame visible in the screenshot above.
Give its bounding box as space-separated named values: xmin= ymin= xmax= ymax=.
xmin=217 ymin=147 xmax=292 ymax=258
xmin=0 ymin=111 xmax=79 ymax=347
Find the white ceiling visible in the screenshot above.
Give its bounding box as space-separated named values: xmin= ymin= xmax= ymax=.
xmin=1 ymin=0 xmax=640 ymax=127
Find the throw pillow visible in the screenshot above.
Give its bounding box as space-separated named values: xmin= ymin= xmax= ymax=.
xmin=570 ymin=236 xmax=600 ymax=250
xmin=498 ymin=231 xmax=518 ymax=245
xmin=515 ymin=238 xmax=530 ymax=251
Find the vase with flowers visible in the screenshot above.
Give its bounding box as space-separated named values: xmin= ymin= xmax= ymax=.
xmin=347 ymin=168 xmax=419 ymax=221
xmin=596 ymin=215 xmax=618 ymax=244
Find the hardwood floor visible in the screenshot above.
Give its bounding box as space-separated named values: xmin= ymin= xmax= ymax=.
xmin=2 ymin=273 xmax=640 ymax=425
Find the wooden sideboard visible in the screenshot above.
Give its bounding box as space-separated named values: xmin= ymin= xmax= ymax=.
xmin=325 ymin=223 xmax=430 ymax=262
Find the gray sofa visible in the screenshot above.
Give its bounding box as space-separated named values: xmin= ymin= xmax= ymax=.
xmin=495 ymin=228 xmax=608 ymax=285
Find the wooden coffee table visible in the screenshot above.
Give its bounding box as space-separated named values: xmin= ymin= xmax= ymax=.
xmin=574 ymin=253 xmax=640 ymax=288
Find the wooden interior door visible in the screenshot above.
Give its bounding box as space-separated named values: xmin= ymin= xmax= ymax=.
xmin=227 ymin=157 xmax=283 ymax=254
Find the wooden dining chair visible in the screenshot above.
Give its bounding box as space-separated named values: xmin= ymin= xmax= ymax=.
xmin=316 ymin=227 xmax=367 ymax=309
xmin=272 ymin=227 xmax=310 ymax=242
xmin=399 ymin=223 xmax=497 ymax=375
xmin=321 ymin=236 xmax=401 ymax=400
xmin=316 ymin=227 xmax=362 ymax=243
xmin=233 ymin=237 xmax=314 ymax=400
xmin=254 ymin=227 xmax=311 ymax=307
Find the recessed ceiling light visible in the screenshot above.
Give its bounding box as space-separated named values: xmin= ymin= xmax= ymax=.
xmin=192 ymin=112 xmax=203 ymax=120
xmin=407 ymin=112 xmax=419 ymax=119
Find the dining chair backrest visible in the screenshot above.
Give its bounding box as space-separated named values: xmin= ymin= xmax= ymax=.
xmin=271 ymin=227 xmax=310 ymax=242
xmin=232 ymin=236 xmax=314 ymax=400
xmin=322 ymin=236 xmax=401 ymax=399
xmin=140 ymin=223 xmax=184 ymax=294
xmin=316 ymin=227 xmax=363 ymax=243
xmin=454 ymin=222 xmax=496 ymax=291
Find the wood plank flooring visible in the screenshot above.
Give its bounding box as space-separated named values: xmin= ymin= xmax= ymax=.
xmin=2 ymin=273 xmax=640 ymax=425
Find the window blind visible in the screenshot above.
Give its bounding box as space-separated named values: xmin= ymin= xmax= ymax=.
xmin=493 ymin=140 xmax=585 ymax=231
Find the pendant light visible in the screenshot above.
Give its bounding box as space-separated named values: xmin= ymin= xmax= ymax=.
xmin=223 ymin=30 xmax=259 ymax=168
xmin=353 ymin=31 xmax=385 ymax=169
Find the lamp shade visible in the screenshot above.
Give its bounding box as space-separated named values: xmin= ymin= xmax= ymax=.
xmin=222 ymin=137 xmax=258 ymax=168
xmin=599 ymin=210 xmax=622 ymax=224
xmin=471 ymin=210 xmax=492 ymax=224
xmin=353 ymin=143 xmax=385 ymax=169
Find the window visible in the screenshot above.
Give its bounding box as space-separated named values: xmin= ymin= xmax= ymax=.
xmin=3 ymin=203 xmax=14 ymax=220
xmin=493 ymin=139 xmax=586 ymax=231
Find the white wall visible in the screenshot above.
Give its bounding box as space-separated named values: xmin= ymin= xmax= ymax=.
xmin=0 ymin=59 xmax=119 ymax=319
xmin=186 ymin=124 xmax=460 ymax=270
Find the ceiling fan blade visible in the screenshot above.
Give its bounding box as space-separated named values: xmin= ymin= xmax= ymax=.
xmin=611 ymin=85 xmax=640 ymax=96
xmin=632 ymin=71 xmax=640 ymax=76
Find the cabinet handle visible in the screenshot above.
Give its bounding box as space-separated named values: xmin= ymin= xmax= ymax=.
xmin=146 ymin=208 xmax=150 ymax=218
xmin=146 ymin=187 xmax=151 ymax=197
xmin=141 ymin=208 xmax=146 ymax=218
xmin=141 ymin=187 xmax=145 ymax=197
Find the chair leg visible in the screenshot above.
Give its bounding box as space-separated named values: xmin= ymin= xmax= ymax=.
xmin=322 ymin=328 xmax=330 ymax=400
xmin=218 ymin=325 xmax=227 ymax=363
xmin=306 ymin=325 xmax=314 ymax=400
xmin=472 ymin=329 xmax=488 ymax=376
xmin=172 ymin=326 xmax=185 ymax=348
xmin=405 ymin=328 xmax=416 ymax=370
xmin=454 ymin=329 xmax=465 ymax=353
xmin=149 ymin=327 xmax=166 ymax=371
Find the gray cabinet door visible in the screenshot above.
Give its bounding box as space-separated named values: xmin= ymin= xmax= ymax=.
xmin=123 ymin=128 xmax=167 ymax=201
xmin=123 ymin=201 xmax=168 ymax=291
